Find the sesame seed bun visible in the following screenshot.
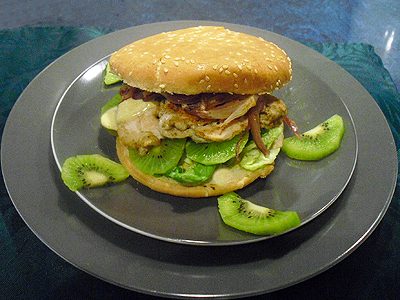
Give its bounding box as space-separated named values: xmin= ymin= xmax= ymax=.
xmin=116 ymin=136 xmax=282 ymax=198
xmin=109 ymin=26 xmax=292 ymax=95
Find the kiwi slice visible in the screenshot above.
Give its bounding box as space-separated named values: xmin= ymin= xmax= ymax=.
xmin=218 ymin=192 xmax=301 ymax=235
xmin=282 ymin=114 xmax=345 ymax=160
xmin=186 ymin=132 xmax=249 ymax=165
xmin=61 ymin=154 xmax=129 ymax=191
xmin=129 ymin=138 xmax=186 ymax=175
xmin=104 ymin=63 xmax=122 ymax=85
xmin=166 ymin=157 xmax=216 ymax=185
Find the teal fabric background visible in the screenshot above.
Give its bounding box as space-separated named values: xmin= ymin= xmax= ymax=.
xmin=1 ymin=27 xmax=399 ymax=299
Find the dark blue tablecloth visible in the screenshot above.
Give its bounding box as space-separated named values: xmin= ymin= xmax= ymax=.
xmin=1 ymin=27 xmax=399 ymax=299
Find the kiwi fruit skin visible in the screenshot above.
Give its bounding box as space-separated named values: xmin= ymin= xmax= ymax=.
xmin=128 ymin=138 xmax=186 ymax=175
xmin=217 ymin=192 xmax=301 ymax=235
xmin=186 ymin=132 xmax=249 ymax=165
xmin=282 ymin=114 xmax=345 ymax=161
xmin=61 ymin=154 xmax=129 ymax=191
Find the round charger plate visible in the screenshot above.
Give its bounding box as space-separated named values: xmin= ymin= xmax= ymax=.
xmin=1 ymin=21 xmax=397 ymax=297
xmin=50 ymin=34 xmax=357 ymax=245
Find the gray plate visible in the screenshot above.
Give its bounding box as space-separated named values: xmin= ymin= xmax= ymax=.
xmin=50 ymin=38 xmax=357 ymax=246
xmin=1 ymin=21 xmax=397 ymax=297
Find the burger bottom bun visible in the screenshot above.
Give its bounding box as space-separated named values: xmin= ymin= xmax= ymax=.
xmin=116 ymin=137 xmax=280 ymax=198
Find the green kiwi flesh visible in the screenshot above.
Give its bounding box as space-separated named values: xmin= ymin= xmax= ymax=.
xmin=218 ymin=192 xmax=301 ymax=235
xmin=103 ymin=63 xmax=122 ymax=85
xmin=129 ymin=138 xmax=186 ymax=175
xmin=186 ymin=132 xmax=249 ymax=165
xmin=61 ymin=154 xmax=129 ymax=191
xmin=282 ymin=114 xmax=345 ymax=160
xmin=166 ymin=157 xmax=216 ymax=185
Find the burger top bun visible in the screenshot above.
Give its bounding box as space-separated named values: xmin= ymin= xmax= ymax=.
xmin=109 ymin=26 xmax=292 ymax=95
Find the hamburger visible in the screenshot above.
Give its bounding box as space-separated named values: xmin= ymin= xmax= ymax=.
xmin=107 ymin=26 xmax=292 ymax=197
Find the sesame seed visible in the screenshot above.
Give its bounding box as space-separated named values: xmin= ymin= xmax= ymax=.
xmin=233 ymin=72 xmax=238 ymax=78
xmin=234 ymin=83 xmax=239 ymax=89
xmin=244 ymin=78 xmax=248 ymax=84
xmin=164 ymin=68 xmax=169 ymax=73
xmin=159 ymin=84 xmax=166 ymax=88
xmin=174 ymin=61 xmax=179 ymax=67
xmin=213 ymin=64 xmax=218 ymax=70
xmin=129 ymin=71 xmax=132 ymax=75
xmin=274 ymin=65 xmax=279 ymax=71
xmin=219 ymin=67 xmax=224 ymax=73
xmin=254 ymin=69 xmax=258 ymax=74
xmin=161 ymin=58 xmax=166 ymax=64
xmin=190 ymin=59 xmax=195 ymax=64
xmin=165 ymin=55 xmax=171 ymax=59
xmin=225 ymin=70 xmax=231 ymax=75
xmin=200 ymin=79 xmax=205 ymax=84
xmin=222 ymin=64 xmax=229 ymax=69
xmin=238 ymin=65 xmax=243 ymax=70
xmin=246 ymin=65 xmax=252 ymax=70
xmin=206 ymin=85 xmax=211 ymax=90
xmin=205 ymin=75 xmax=210 ymax=81
xmin=267 ymin=65 xmax=273 ymax=70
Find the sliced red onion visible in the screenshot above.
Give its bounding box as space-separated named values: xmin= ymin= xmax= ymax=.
xmin=248 ymin=96 xmax=269 ymax=156
xmin=283 ymin=115 xmax=301 ymax=138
